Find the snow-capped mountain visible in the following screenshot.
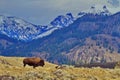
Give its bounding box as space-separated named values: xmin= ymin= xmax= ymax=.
xmin=50 ymin=13 xmax=74 ymax=27
xmin=0 ymin=15 xmax=46 ymax=41
xmin=0 ymin=13 xmax=74 ymax=41
xmin=36 ymin=13 xmax=74 ymax=39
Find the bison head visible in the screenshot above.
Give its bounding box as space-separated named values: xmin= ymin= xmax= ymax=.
xmin=38 ymin=59 xmax=45 ymax=67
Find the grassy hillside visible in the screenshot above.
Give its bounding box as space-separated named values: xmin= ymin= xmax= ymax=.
xmin=0 ymin=56 xmax=120 ymax=80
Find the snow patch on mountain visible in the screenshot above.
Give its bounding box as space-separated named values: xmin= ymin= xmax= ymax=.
xmin=35 ymin=27 xmax=58 ymax=39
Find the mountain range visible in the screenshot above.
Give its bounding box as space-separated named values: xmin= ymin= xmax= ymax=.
xmin=0 ymin=12 xmax=74 ymax=41
xmin=0 ymin=6 xmax=120 ymax=65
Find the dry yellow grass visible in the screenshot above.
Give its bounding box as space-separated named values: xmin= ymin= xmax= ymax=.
xmin=0 ymin=56 xmax=120 ymax=80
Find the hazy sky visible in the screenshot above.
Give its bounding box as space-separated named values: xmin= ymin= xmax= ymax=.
xmin=0 ymin=0 xmax=120 ymax=25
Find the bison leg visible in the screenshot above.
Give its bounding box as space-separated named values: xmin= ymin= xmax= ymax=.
xmin=23 ymin=63 xmax=26 ymax=67
xmin=33 ymin=66 xmax=36 ymax=68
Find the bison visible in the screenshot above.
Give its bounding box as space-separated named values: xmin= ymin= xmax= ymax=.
xmin=23 ymin=57 xmax=45 ymax=68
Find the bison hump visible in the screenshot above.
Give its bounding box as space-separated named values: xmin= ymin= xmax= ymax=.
xmin=23 ymin=57 xmax=41 ymax=64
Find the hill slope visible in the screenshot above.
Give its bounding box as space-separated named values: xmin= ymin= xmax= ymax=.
xmin=0 ymin=56 xmax=120 ymax=80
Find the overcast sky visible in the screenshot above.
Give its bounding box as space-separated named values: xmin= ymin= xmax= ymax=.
xmin=0 ymin=0 xmax=120 ymax=25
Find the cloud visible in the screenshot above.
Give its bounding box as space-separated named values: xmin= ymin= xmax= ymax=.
xmin=26 ymin=0 xmax=106 ymax=11
xmin=107 ymin=0 xmax=120 ymax=7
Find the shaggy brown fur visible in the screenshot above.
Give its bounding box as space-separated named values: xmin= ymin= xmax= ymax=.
xmin=23 ymin=57 xmax=45 ymax=68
